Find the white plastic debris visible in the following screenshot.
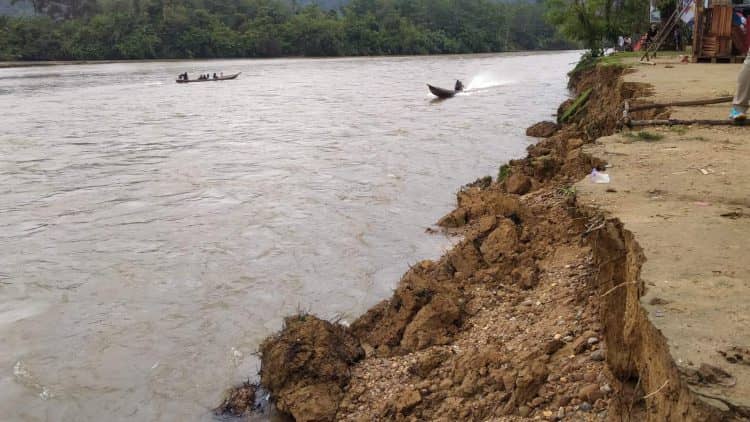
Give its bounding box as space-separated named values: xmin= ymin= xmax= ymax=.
xmin=590 ymin=169 xmax=611 ymax=184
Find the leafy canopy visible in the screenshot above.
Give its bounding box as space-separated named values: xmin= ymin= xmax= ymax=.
xmin=1 ymin=0 xmax=577 ymax=60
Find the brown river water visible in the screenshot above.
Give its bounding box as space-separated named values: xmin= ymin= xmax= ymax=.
xmin=0 ymin=51 xmax=579 ymax=421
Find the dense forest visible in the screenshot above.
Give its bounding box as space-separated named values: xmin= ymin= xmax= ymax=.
xmin=0 ymin=0 xmax=577 ymax=60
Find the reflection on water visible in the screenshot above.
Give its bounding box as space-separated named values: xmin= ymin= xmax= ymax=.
xmin=0 ymin=51 xmax=578 ymax=421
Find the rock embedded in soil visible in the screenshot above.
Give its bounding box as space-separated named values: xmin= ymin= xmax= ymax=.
xmin=518 ymin=405 xmax=531 ymax=417
xmin=544 ymin=338 xmax=565 ymax=355
xmin=401 ymin=294 xmax=462 ymax=351
xmin=578 ymin=384 xmax=604 ymax=402
xmin=590 ymin=350 xmax=605 ymax=362
xmin=512 ymin=266 xmax=540 ymax=290
xmin=526 ymin=121 xmax=560 ymax=138
xmin=572 ymin=336 xmax=589 ymax=354
xmin=567 ymin=138 xmax=584 ymax=149
xmin=506 ymin=173 xmax=533 ymax=195
xmin=396 ymin=389 xmax=422 ymax=414
xmin=504 ymin=358 xmax=549 ymax=412
xmin=478 ymin=218 xmax=519 ymax=263
xmin=409 ymin=348 xmax=451 ymax=378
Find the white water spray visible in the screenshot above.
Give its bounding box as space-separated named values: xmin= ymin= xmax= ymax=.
xmin=466 ymin=72 xmax=513 ymax=91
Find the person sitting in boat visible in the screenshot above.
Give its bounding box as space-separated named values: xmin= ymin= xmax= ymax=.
xmin=213 ymin=73 xmax=217 ymax=79
xmin=455 ymin=80 xmax=464 ymax=92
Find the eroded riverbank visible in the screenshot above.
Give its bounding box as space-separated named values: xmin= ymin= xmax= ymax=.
xmin=1 ymin=53 xmax=585 ymax=421
xmin=225 ymin=59 xmax=749 ymax=421
xmin=577 ymin=58 xmax=750 ymax=420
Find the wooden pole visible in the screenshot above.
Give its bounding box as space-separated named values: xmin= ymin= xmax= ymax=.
xmin=627 ymin=118 xmax=748 ymax=126
xmin=628 ymin=96 xmax=734 ymax=111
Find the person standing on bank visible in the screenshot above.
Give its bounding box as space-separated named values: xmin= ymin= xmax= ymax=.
xmin=730 ymin=53 xmax=750 ymax=121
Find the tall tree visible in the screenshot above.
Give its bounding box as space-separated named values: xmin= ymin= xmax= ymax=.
xmin=545 ymin=0 xmax=648 ymax=54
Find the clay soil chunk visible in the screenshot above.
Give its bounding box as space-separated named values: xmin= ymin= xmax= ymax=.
xmin=526 ymin=121 xmax=560 ymax=138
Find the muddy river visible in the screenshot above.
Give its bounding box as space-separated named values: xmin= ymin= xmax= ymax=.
xmin=0 ymin=51 xmax=578 ymax=421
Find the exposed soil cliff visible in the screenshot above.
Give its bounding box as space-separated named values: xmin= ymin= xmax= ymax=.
xmin=218 ymin=63 xmax=746 ymax=421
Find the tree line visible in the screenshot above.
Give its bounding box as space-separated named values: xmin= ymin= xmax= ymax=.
xmin=0 ymin=0 xmax=577 ymax=60
xmin=545 ymin=0 xmax=653 ymax=56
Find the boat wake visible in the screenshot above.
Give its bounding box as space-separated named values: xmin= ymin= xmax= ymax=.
xmin=465 ymin=72 xmax=514 ymax=91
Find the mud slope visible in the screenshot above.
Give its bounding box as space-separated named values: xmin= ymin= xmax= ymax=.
xmin=220 ymin=63 xmax=745 ymax=421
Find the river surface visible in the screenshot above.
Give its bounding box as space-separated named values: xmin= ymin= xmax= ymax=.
xmin=0 ymin=51 xmax=579 ymax=421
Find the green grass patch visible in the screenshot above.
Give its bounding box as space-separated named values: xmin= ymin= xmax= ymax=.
xmin=559 ymin=88 xmax=592 ymax=124
xmin=572 ymin=50 xmax=685 ymax=73
xmin=601 ymin=50 xmax=683 ymax=66
xmin=569 ymin=52 xmax=601 ymax=76
xmin=557 ymin=186 xmax=577 ymax=197
xmin=668 ymin=125 xmax=688 ymax=135
xmin=598 ymin=51 xmax=640 ymax=67
xmin=498 ymin=164 xmax=511 ymax=182
xmin=624 ymin=131 xmax=664 ymax=142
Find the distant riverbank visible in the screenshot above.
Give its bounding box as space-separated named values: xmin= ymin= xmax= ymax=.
xmin=0 ymin=59 xmax=177 ymax=68
xmin=0 ymin=51 xmax=575 ymax=69
xmin=0 ymin=0 xmax=574 ymax=62
xmin=0 ymin=58 xmax=259 ymax=68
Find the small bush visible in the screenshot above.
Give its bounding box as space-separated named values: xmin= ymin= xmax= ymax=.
xmin=498 ymin=164 xmax=511 ymax=181
xmin=668 ymin=125 xmax=688 ymax=135
xmin=557 ymin=186 xmax=577 ymax=197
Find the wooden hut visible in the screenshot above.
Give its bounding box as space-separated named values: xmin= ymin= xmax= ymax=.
xmin=692 ymin=0 xmax=749 ymax=62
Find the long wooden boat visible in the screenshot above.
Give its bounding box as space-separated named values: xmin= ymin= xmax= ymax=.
xmin=427 ymin=84 xmax=457 ymax=99
xmin=176 ymin=72 xmax=241 ymax=83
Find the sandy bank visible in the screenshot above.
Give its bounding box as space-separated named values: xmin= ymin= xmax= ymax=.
xmin=217 ymin=57 xmax=749 ymax=421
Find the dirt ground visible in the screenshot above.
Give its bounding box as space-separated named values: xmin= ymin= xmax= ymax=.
xmin=624 ymin=58 xmax=741 ymax=120
xmin=577 ymin=59 xmax=750 ymax=416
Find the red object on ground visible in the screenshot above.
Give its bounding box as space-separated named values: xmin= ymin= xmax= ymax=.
xmin=634 ymin=36 xmax=646 ymax=51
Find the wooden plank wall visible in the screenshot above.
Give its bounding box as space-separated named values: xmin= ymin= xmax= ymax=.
xmin=701 ymin=2 xmax=734 ymax=58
